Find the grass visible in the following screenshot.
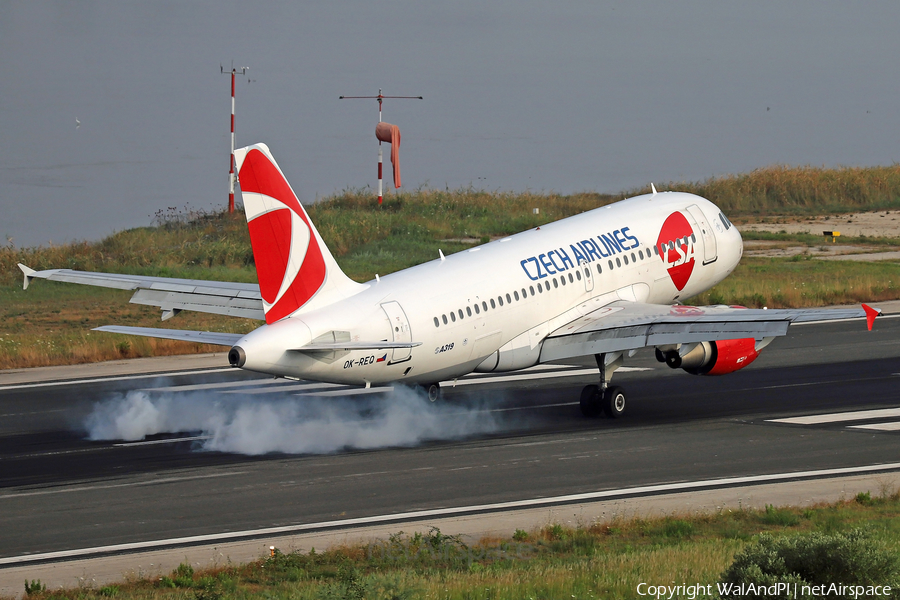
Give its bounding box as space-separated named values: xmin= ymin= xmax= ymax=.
xmin=2 ymin=165 xmax=900 ymax=369
xmin=13 ymin=488 xmax=900 ymax=600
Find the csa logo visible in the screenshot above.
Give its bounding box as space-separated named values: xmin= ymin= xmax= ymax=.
xmin=656 ymin=212 xmax=696 ymax=292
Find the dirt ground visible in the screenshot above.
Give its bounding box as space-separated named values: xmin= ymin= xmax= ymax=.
xmin=738 ymin=209 xmax=900 ymax=260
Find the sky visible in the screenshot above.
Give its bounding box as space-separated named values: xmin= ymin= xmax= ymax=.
xmin=2 ymin=1 xmax=900 ymax=248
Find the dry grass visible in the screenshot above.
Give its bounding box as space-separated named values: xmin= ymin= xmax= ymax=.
xmin=3 ymin=165 xmax=900 ymax=369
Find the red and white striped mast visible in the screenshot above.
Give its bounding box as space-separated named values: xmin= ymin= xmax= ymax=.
xmin=221 ymin=63 xmax=249 ymax=213
xmin=339 ymin=89 xmax=422 ymax=205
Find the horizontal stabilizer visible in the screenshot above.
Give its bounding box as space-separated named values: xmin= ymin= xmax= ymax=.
xmin=93 ymin=326 xmax=243 ymax=347
xmin=292 ymin=341 xmax=423 ymax=352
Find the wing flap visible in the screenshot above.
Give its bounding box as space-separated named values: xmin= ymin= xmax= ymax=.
xmin=93 ymin=325 xmax=243 ymax=347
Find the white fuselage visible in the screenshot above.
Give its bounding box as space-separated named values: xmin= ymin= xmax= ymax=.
xmin=234 ymin=192 xmax=743 ymax=385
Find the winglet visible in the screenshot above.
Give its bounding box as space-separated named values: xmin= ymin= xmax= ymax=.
xmin=651 ymin=183 xmax=658 ymax=196
xmin=862 ymin=303 xmax=880 ymax=331
xmin=17 ymin=264 xmax=35 ymax=290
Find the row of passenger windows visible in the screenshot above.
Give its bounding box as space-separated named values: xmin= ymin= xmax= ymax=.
xmin=431 ymin=237 xmax=696 ymax=328
xmin=433 ymin=267 xmax=591 ymax=327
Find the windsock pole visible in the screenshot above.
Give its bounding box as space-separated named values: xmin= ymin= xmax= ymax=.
xmin=378 ymin=91 xmax=383 ymax=205
xmin=339 ymin=89 xmax=422 ymax=206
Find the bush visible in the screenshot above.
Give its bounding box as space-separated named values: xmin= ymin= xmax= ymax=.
xmin=719 ymin=529 xmax=900 ymax=599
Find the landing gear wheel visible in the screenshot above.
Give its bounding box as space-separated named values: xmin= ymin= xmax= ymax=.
xmin=580 ymin=384 xmax=602 ymax=418
xmin=422 ymin=382 xmax=441 ymax=403
xmin=602 ymin=386 xmax=626 ymax=419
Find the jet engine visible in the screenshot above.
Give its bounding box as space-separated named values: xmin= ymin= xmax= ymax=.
xmin=655 ymin=338 xmax=760 ymax=376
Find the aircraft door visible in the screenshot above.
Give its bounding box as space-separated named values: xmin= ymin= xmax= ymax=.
xmin=581 ymin=261 xmax=594 ymax=293
xmin=381 ymin=301 xmax=412 ymax=363
xmin=686 ymin=205 xmax=718 ymax=265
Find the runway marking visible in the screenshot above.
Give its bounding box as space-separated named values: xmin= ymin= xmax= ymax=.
xmin=133 ymin=366 xmax=651 ymax=397
xmin=0 ymin=472 xmax=244 ymax=500
xmin=768 ymin=407 xmax=900 ymax=425
xmin=850 ymin=422 xmax=900 ymax=432
xmin=0 ymin=368 xmax=234 ymax=392
xmin=113 ymin=435 xmax=211 ymax=447
xmin=142 ymin=378 xmax=289 ymax=393
xmin=4 ymin=461 xmax=900 ymax=566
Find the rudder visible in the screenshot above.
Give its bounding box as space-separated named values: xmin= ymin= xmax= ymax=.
xmin=235 ymin=143 xmax=363 ymax=323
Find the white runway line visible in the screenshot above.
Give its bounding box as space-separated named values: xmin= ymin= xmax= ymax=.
xmin=0 ymin=472 xmax=243 ymax=500
xmin=0 ymin=368 xmax=234 ymax=392
xmin=850 ymin=422 xmax=900 ymax=432
xmin=113 ymin=435 xmax=211 ymax=447
xmin=768 ymin=407 xmax=900 ymax=425
xmin=4 ymin=461 xmax=900 ymax=566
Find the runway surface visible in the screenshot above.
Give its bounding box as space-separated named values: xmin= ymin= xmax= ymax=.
xmin=1 ymin=315 xmax=899 ymax=563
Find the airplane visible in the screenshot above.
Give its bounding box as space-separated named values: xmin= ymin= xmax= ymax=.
xmin=18 ymin=143 xmax=881 ymax=418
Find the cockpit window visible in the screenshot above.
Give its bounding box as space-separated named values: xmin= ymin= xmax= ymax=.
xmin=719 ymin=212 xmax=732 ymax=230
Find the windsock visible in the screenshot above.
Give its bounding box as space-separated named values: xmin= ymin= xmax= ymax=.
xmin=375 ymin=122 xmax=401 ymax=188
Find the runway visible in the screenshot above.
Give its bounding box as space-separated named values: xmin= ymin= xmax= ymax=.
xmin=1 ymin=314 xmax=899 ymax=565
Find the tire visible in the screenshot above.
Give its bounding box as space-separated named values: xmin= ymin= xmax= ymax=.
xmin=602 ymin=386 xmax=626 ymax=418
xmin=580 ymin=384 xmax=602 ymax=418
xmin=424 ymin=382 xmax=441 ymax=403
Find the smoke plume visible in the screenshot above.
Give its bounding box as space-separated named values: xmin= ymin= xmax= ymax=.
xmin=84 ymin=386 xmax=503 ymax=455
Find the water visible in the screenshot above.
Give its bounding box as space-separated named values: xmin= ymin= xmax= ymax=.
xmin=3 ymin=1 xmax=900 ymax=248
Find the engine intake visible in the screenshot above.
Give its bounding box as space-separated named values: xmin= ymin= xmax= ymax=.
xmin=657 ymin=338 xmax=759 ymax=376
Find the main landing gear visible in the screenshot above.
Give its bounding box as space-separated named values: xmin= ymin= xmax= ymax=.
xmin=418 ymin=382 xmax=441 ymax=402
xmin=580 ymin=353 xmax=627 ymax=419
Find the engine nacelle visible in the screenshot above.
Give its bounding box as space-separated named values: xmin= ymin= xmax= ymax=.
xmin=657 ymin=338 xmax=760 ymax=376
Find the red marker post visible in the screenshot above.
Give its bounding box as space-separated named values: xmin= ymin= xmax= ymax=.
xmin=222 ymin=64 xmax=249 ymax=213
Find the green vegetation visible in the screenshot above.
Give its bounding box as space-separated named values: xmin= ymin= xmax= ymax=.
xmin=14 ymin=491 xmax=900 ymax=600
xmin=2 ymin=165 xmax=900 ymax=369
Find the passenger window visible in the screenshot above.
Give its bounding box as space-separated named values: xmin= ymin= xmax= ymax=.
xmin=482 ymin=301 xmax=488 ymax=311
xmin=538 ymin=284 xmax=543 ymax=294
xmin=506 ymin=293 xmax=512 ymax=303
xmin=576 ymin=270 xmax=582 ymax=281
xmin=568 ymin=273 xmax=574 ymax=283
xmin=434 ymin=317 xmax=439 ymax=327
xmin=442 ymin=314 xmax=448 ymax=325
xmin=498 ymin=296 xmax=504 ymax=306
xmin=474 ymin=304 xmax=480 ymax=314
xmin=616 ymin=257 xmax=621 ymax=267
xmin=623 ymin=255 xmax=629 ymax=265
xmin=530 ymin=285 xmax=535 ymax=295
xmin=560 ymin=277 xmax=566 ymax=286
xmin=515 ymin=290 xmax=521 ymax=300
xmin=458 ymin=309 xmax=464 ymax=320
xmin=608 ymin=260 xmax=614 ymax=270
xmin=691 ymin=233 xmax=697 ymax=243
xmin=631 ymin=252 xmax=636 ymax=262
xmin=553 ymin=279 xmax=559 ymax=288
xmin=545 ymin=281 xmax=550 ymax=291
xmin=597 ymin=263 xmax=602 ymax=274
xmin=490 ymin=298 xmax=496 ymax=309
xmin=654 ymin=245 xmax=659 ymax=256
xmin=450 ymin=312 xmax=456 ymax=322
xmin=466 ymin=306 xmax=472 ymax=317
xmin=638 ymin=250 xmax=644 ymax=260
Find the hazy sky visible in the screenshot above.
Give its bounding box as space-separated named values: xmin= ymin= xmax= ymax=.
xmin=3 ymin=1 xmax=900 ymax=247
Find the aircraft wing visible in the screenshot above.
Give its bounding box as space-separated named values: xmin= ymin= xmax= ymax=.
xmin=19 ymin=264 xmax=264 ymax=321
xmin=540 ymin=301 xmax=879 ymax=362
xmin=93 ymin=325 xmax=243 ymax=347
